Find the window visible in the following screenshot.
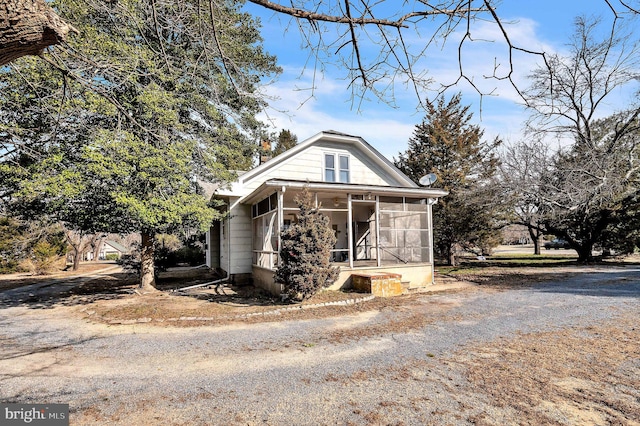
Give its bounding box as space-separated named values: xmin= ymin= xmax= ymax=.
xmin=324 ymin=153 xmax=350 ymax=183
xmin=252 ymin=192 xmax=278 ymax=218
xmin=324 ymin=154 xmax=335 ymax=182
xmin=339 ymin=155 xmax=349 ymax=183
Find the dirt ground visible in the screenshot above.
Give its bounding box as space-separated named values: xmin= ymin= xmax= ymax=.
xmin=1 ymin=261 xmax=638 ymax=425
xmin=0 ymin=261 xmax=596 ymax=324
xmin=461 ymin=313 xmax=639 ymax=425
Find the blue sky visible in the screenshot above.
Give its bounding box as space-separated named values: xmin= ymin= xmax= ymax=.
xmin=246 ymin=1 xmax=638 ymax=159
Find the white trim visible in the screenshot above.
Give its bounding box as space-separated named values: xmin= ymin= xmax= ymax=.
xmin=375 ymin=195 xmax=381 ymax=267
xmin=347 ymin=193 xmax=353 ymax=268
xmin=322 ymin=151 xmax=351 ymax=183
xmin=255 ymin=179 xmax=448 ymax=200
xmin=323 ymin=151 xmax=336 ymax=182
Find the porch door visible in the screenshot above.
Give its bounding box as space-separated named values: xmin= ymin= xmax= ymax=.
xmin=351 ymin=202 xmax=377 ymax=262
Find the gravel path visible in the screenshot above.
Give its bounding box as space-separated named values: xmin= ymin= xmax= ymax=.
xmin=1 ymin=266 xmax=638 ymax=425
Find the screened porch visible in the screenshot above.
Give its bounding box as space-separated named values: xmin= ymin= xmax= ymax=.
xmin=249 ymin=184 xmax=439 ymax=273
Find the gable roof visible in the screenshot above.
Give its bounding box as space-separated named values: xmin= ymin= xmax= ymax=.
xmin=237 ymin=130 xmax=417 ymax=188
xmin=104 ymin=240 xmax=129 ymax=253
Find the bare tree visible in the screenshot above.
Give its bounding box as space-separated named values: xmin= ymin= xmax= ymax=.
xmin=522 ymin=16 xmax=640 ymax=261
xmin=63 ymin=229 xmax=103 ymax=271
xmin=499 ymin=139 xmax=551 ymax=255
xmin=3 ymin=1 xmax=639 ymax=104
xmin=524 ymin=16 xmax=640 ymax=144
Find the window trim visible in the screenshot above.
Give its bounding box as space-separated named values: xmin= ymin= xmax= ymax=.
xmin=324 ymin=153 xmax=336 ymax=182
xmin=338 ymin=154 xmax=349 ymax=183
xmin=323 ymin=152 xmax=350 ymax=183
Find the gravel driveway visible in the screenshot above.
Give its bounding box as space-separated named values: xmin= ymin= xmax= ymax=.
xmin=1 ymin=267 xmax=638 ymax=425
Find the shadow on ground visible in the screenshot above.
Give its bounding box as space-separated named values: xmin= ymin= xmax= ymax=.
xmin=0 ymin=267 xmax=287 ymax=311
xmin=0 ymin=272 xmax=139 ymax=310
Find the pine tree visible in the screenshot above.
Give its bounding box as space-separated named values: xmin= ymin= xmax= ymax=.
xmin=395 ymin=94 xmax=503 ymax=265
xmin=1 ymin=0 xmax=279 ymax=290
xmin=275 ymin=189 xmax=339 ymax=301
xmin=272 ymin=129 xmax=298 ymax=156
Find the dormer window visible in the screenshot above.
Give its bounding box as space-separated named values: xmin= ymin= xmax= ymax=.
xmin=324 ymin=153 xmax=350 ymax=183
xmin=339 ymin=155 xmax=350 ymax=182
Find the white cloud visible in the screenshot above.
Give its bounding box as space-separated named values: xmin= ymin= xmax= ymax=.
xmin=259 ymin=72 xmax=417 ymax=159
xmin=256 ymin=12 xmax=581 ymax=159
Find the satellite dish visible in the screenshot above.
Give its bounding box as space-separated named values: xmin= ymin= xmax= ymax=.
xmin=419 ymin=173 xmax=437 ymax=186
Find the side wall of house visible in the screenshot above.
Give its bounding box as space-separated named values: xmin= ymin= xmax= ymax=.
xmin=228 ymin=201 xmax=253 ymax=276
xmin=206 ymin=222 xmax=221 ymax=270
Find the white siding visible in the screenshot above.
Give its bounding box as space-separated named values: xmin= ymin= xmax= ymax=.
xmin=242 ymin=142 xmax=403 ymax=192
xmin=212 ymin=134 xmax=420 ymax=280
xmin=228 ymin=203 xmax=252 ymax=274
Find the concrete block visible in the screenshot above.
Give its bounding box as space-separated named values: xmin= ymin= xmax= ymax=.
xmin=352 ymin=272 xmax=403 ymax=297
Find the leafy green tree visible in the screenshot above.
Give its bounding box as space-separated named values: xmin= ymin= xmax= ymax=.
xmin=1 ymin=0 xmax=280 ymax=290
xmin=275 ymin=189 xmax=339 ymax=301
xmin=0 ymin=217 xmax=23 ymax=273
xmin=272 ymin=129 xmax=298 ymax=156
xmin=395 ymin=94 xmax=503 ymax=265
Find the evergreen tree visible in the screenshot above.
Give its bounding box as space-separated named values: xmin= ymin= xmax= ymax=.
xmin=0 ymin=0 xmax=280 ymax=290
xmin=272 ymin=129 xmax=298 ymax=156
xmin=275 ymin=189 xmax=339 ymax=301
xmin=395 ymin=94 xmax=503 ymax=265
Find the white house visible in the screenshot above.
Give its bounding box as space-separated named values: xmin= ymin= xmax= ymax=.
xmin=205 ymin=130 xmax=448 ymax=295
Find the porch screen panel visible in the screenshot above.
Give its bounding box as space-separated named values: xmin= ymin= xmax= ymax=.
xmin=252 ymin=196 xmax=279 ymax=270
xmin=378 ymin=197 xmax=431 ymax=264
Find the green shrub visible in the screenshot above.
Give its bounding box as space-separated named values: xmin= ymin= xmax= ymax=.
xmin=105 ymin=253 xmax=120 ymax=261
xmin=275 ymin=189 xmax=339 ymax=301
xmin=172 ymin=246 xmax=205 ymax=266
xmin=28 ymin=240 xmax=66 ymax=275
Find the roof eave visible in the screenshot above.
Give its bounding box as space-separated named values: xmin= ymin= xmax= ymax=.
xmin=241 ymin=179 xmax=448 ymax=205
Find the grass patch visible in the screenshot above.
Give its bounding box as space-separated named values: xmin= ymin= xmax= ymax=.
xmin=435 ymin=254 xmax=587 ymax=289
xmin=462 ymin=253 xmax=577 ymax=267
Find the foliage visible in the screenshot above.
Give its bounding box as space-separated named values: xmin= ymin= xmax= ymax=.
xmin=0 ymin=216 xmax=24 ymax=273
xmin=395 ymin=93 xmax=504 ymax=265
xmin=0 ymin=0 xmax=280 ymax=288
xmin=25 ymin=240 xmax=67 ymax=275
xmin=0 ymin=217 xmax=68 ymax=274
xmin=119 ymin=233 xmax=205 ymax=274
xmin=155 ymin=237 xmax=205 ymax=271
xmin=272 ymin=129 xmax=298 ymax=156
xmin=275 ymin=189 xmax=339 ymax=301
xmin=540 ymin=115 xmax=640 ymax=260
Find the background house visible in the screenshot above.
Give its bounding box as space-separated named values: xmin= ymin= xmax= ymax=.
xmin=205 ymin=130 xmax=447 ymax=294
xmin=85 ymin=240 xmax=130 ymax=261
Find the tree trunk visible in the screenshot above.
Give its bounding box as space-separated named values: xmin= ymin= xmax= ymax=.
xmin=91 ymin=235 xmax=103 ymax=261
xmin=72 ymin=247 xmax=82 ymax=271
xmin=447 ymin=245 xmax=457 ymax=267
xmin=576 ymin=244 xmax=593 ymax=263
xmin=139 ymin=231 xmax=157 ymax=291
xmin=528 ymin=227 xmax=541 ymax=255
xmin=63 ymin=229 xmax=83 ymax=271
xmin=0 ymin=0 xmax=78 ymax=66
